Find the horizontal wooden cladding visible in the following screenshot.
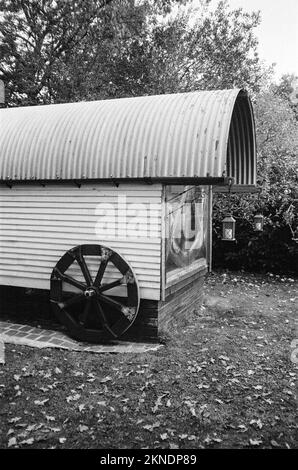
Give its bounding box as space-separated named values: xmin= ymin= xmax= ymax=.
xmin=0 ymin=229 xmax=161 ymax=241
xmin=0 ymin=186 xmax=162 ymax=199
xmin=0 ymin=249 xmax=160 ymax=266
xmin=0 ymin=261 xmax=159 ymax=285
xmin=0 ymin=214 xmax=161 ymax=224
xmin=0 ymin=274 xmax=159 ymax=300
xmin=0 ymin=244 xmax=161 ymax=263
xmin=0 ymin=183 xmax=162 ymax=300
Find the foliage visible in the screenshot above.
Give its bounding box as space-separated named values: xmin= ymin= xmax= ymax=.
xmin=271 ymin=74 xmax=298 ymax=120
xmin=0 ymin=0 xmax=116 ymax=105
xmin=0 ymin=0 xmax=268 ymax=105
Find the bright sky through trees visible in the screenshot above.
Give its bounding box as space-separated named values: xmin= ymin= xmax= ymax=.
xmin=210 ymin=0 xmax=298 ymax=80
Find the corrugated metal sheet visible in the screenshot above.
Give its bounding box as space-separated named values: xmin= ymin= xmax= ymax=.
xmin=0 ymin=89 xmax=256 ymax=185
xmin=0 ymin=183 xmax=162 ymax=300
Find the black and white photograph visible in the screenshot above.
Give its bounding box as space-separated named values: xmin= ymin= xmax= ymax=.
xmin=0 ymin=0 xmax=297 ymax=454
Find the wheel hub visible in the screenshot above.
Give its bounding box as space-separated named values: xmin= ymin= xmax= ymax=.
xmin=84 ymin=287 xmax=96 ymax=298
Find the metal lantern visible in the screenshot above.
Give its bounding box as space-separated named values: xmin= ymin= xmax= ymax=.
xmin=222 ymin=213 xmax=236 ymax=241
xmin=253 ymin=213 xmax=264 ymax=232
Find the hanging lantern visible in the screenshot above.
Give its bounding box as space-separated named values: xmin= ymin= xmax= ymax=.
xmin=253 ymin=213 xmax=264 ymax=232
xmin=222 ymin=213 xmax=236 ymax=241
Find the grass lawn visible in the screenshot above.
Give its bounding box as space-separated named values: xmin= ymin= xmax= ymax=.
xmin=0 ymin=271 xmax=297 ymax=449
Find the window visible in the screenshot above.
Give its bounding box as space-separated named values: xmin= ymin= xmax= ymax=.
xmin=165 ymin=185 xmax=209 ymax=283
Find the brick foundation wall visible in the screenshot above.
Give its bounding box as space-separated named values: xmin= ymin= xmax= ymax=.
xmin=158 ymin=267 xmax=206 ymax=334
xmin=125 ymin=266 xmax=207 ymax=341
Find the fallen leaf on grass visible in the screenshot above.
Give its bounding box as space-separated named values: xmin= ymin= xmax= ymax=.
xmin=271 ymin=440 xmax=279 ymax=447
xmin=249 ymin=438 xmax=262 ymax=446
xmin=66 ymin=394 xmax=80 ymax=403
xmin=34 ymin=399 xmax=49 ymax=406
xmin=169 ymin=443 xmax=179 ymax=449
xmin=78 ymin=425 xmax=89 ymax=432
xmin=8 ymin=417 xmax=21 ymax=424
xmin=26 ymin=424 xmax=43 ymax=432
xmin=143 ymin=422 xmax=160 ymax=432
xmin=197 ymin=383 xmax=210 ymax=389
xmin=152 ymin=395 xmax=164 ymax=414
xmin=99 ymin=376 xmax=112 ymax=384
xmin=8 ymin=437 xmax=17 ymax=447
xmin=45 ymin=415 xmax=55 ymax=422
xmin=19 ymin=438 xmax=34 ymax=445
xmin=97 ymin=401 xmax=106 ymax=406
xmin=283 ymin=389 xmax=293 ymax=396
xmin=238 ymin=425 xmax=248 ymax=433
xmin=215 ymin=398 xmax=224 ymax=405
xmin=219 ymin=355 xmax=230 ymax=361
xmin=184 ymin=400 xmax=197 ymax=417
xmin=250 ymin=419 xmax=263 ymax=429
xmin=73 ymin=371 xmax=84 ymax=377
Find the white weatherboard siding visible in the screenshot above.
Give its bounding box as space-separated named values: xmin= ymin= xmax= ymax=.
xmin=0 ymin=183 xmax=162 ymax=300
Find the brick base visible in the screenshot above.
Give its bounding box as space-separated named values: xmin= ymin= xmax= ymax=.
xmin=0 ymin=320 xmax=161 ymax=353
xmin=125 ymin=267 xmax=207 ymax=340
xmin=0 ymin=268 xmax=206 ymax=343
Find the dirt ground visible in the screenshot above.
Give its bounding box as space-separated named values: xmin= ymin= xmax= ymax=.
xmin=0 ymin=270 xmax=297 ymax=449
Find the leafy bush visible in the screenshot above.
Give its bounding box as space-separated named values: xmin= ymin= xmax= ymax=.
xmin=212 ymin=188 xmax=298 ymax=275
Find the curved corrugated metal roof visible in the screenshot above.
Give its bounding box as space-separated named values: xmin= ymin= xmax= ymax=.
xmin=0 ymin=89 xmax=256 ymax=184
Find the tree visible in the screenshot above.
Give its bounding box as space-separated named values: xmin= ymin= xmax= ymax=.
xmin=271 ymin=73 xmax=298 ymax=120
xmin=131 ymin=0 xmax=269 ymax=95
xmin=0 ymin=0 xmax=119 ymax=105
xmin=0 ymin=0 xmax=269 ymax=106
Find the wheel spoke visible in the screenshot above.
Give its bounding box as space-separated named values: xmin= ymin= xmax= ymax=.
xmin=55 ymin=269 xmax=86 ymax=291
xmin=94 ymin=259 xmax=108 ymax=286
xmin=60 ymin=293 xmax=84 ymax=309
xmin=99 ymin=278 xmax=123 ymax=293
xmin=93 ymin=298 xmax=117 ymax=338
xmin=98 ymin=293 xmax=125 ymax=312
xmin=76 ymin=250 xmax=93 ymax=285
xmin=99 ymin=293 xmax=137 ymax=324
xmin=80 ymin=301 xmax=91 ymax=326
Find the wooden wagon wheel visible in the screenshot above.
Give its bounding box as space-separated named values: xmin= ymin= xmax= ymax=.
xmin=50 ymin=244 xmax=140 ymax=343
